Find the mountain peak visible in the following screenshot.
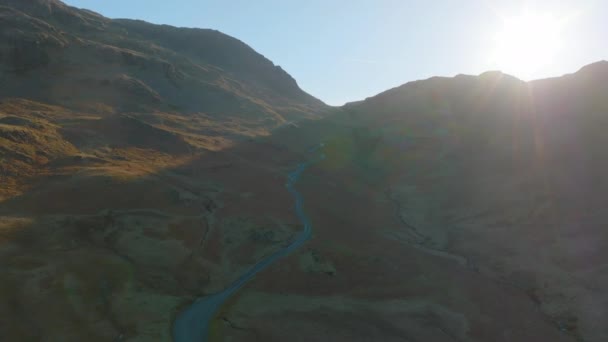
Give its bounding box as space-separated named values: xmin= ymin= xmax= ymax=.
xmin=577 ymin=60 xmax=608 ymax=74
xmin=478 ymin=70 xmax=504 ymax=77
xmin=477 ymin=70 xmax=523 ymax=83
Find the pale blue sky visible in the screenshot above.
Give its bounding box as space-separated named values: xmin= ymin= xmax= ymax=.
xmin=64 ymin=0 xmax=606 ymax=105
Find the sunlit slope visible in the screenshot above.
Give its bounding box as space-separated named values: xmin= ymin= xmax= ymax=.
xmin=0 ymin=1 xmax=329 ymax=341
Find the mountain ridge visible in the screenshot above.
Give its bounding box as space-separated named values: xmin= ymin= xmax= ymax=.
xmin=0 ymin=0 xmax=326 ymax=125
xmin=350 ymin=60 xmax=608 ymax=108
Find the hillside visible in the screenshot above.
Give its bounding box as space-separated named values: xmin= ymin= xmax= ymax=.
xmin=1 ymin=1 xmax=607 ymax=341
xmin=243 ymin=62 xmax=608 ymax=342
xmin=0 ymin=0 xmax=328 ymax=200
xmin=0 ymin=0 xmax=325 ymax=123
xmin=0 ymin=1 xmax=331 ymax=340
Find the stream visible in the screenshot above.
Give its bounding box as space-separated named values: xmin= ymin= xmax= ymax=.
xmin=172 ymin=146 xmax=323 ymax=341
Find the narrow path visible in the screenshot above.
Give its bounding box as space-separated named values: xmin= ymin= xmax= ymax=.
xmin=172 ymin=145 xmax=324 ymax=342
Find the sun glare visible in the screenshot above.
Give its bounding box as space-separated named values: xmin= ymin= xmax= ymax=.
xmin=490 ymin=11 xmax=565 ymax=79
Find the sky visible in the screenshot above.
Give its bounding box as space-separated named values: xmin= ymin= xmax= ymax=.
xmin=63 ymin=0 xmax=607 ymax=105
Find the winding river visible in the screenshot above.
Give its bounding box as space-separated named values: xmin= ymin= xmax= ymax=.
xmin=172 ymin=146 xmax=323 ymax=342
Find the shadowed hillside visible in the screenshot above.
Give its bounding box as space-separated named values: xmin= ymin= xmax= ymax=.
xmin=260 ymin=62 xmax=608 ymax=342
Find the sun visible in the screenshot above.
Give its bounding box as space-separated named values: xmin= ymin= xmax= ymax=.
xmin=490 ymin=11 xmax=565 ymax=79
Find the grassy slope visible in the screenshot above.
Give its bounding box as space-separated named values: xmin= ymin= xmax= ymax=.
xmin=0 ymin=1 xmax=328 ymax=340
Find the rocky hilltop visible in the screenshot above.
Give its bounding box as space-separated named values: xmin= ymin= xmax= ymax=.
xmin=0 ymin=0 xmax=325 ymax=119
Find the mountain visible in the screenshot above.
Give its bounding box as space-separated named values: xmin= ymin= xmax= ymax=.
xmin=0 ymin=0 xmax=328 ymax=199
xmin=258 ymin=62 xmax=608 ymax=342
xmin=1 ymin=0 xmax=608 ymax=341
xmin=0 ymin=1 xmax=331 ymax=340
xmin=0 ymin=0 xmax=325 ymax=120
